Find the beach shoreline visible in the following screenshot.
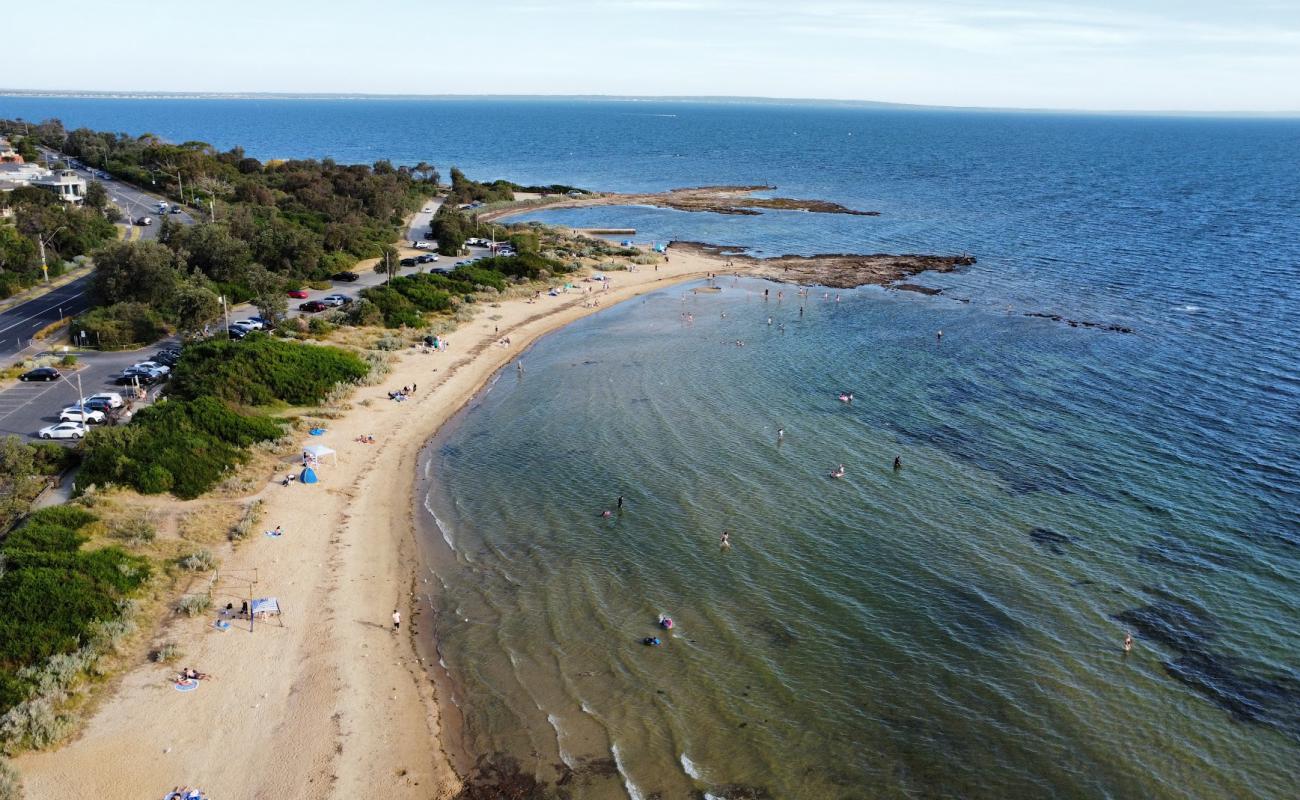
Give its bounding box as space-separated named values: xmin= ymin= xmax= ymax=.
xmin=13 ymin=246 xmax=728 ymax=799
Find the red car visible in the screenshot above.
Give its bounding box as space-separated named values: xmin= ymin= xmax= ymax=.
xmin=288 ymin=289 xmax=310 ymax=299
xmin=298 ymin=300 xmax=328 ymax=313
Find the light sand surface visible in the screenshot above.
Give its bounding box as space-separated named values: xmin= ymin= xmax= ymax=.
xmin=16 ymin=246 xmax=724 ymax=799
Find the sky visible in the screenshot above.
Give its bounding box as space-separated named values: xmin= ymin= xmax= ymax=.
xmin=3 ymin=0 xmax=1299 ymax=112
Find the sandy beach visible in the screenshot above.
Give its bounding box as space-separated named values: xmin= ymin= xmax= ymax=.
xmin=14 ymin=246 xmax=725 ymax=799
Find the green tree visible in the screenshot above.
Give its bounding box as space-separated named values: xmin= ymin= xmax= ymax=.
xmin=0 ymin=227 xmax=37 ymax=276
xmin=91 ymin=240 xmax=184 ymax=307
xmin=172 ymin=282 xmax=222 ymax=337
xmin=246 ymin=263 xmax=287 ymax=323
xmin=84 ymin=180 xmax=109 ymax=212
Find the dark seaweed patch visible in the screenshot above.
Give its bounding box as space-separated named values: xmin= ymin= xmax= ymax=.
xmin=453 ymin=754 xmax=547 ymax=799
xmin=753 ymin=618 xmax=799 ymax=648
xmin=1029 ymin=527 xmax=1074 ymax=554
xmin=942 ymin=587 xmax=1023 ymax=648
xmin=1113 ymin=598 xmax=1300 ymax=742
xmin=1135 ymin=531 xmax=1235 ymax=574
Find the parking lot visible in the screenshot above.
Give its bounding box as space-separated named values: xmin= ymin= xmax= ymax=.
xmin=0 ymin=347 xmax=168 ymax=442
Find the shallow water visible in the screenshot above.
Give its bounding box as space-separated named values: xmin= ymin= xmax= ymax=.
xmin=7 ymin=96 xmax=1297 ymax=797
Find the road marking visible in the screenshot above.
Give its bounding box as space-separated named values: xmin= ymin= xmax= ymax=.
xmin=0 ymin=290 xmax=88 ymax=335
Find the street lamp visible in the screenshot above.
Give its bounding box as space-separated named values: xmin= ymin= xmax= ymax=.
xmin=38 ymin=226 xmax=67 ymax=284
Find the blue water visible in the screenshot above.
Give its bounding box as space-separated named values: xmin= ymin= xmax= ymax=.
xmin=6 ymin=96 xmax=1298 ymax=797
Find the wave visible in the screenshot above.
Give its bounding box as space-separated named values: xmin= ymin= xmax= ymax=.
xmin=611 ymin=743 xmax=645 ymax=800
xmin=547 ymin=714 xmax=576 ymax=768
xmin=680 ymin=751 xmax=704 ymax=780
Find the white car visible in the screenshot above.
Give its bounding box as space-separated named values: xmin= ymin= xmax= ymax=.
xmin=413 ymin=241 xmax=430 ymax=249
xmin=130 ymin=361 xmax=171 ymax=375
xmin=322 ymin=294 xmax=351 ymax=307
xmin=81 ymin=392 xmax=125 ymax=409
xmin=236 ymin=318 xmax=264 ymax=331
xmin=60 ymin=407 xmax=106 ymax=425
xmin=39 ymin=422 xmax=87 ymax=440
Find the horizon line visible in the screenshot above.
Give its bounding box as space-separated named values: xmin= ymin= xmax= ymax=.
xmin=2 ymin=88 xmax=1298 ymax=119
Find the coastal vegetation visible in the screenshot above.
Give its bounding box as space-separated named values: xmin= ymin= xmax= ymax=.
xmin=0 ymin=187 xmax=117 ymax=299
xmin=168 ymin=333 xmax=369 ymax=406
xmin=0 ymin=506 xmax=149 ymax=751
xmin=78 ymin=397 xmax=283 ymax=499
xmin=0 ymin=438 xmax=78 ymax=533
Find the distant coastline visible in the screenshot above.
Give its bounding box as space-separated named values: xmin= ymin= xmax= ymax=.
xmin=2 ymin=89 xmax=1296 ymax=117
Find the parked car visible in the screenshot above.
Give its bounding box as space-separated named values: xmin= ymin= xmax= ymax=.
xmin=129 ymin=361 xmax=170 ymax=375
xmin=416 ymin=254 xmax=437 ymax=264
xmin=19 ymin=367 xmax=61 ymax=382
xmin=413 ymin=241 xmax=429 ymax=249
xmin=332 ymin=271 xmax=359 ymax=282
xmin=60 ymin=407 xmax=106 ymax=425
xmin=298 ymin=300 xmax=328 ymax=313
xmin=247 ymin=316 xmax=270 ymax=328
xmin=81 ymin=392 xmax=125 ymax=409
xmin=171 ymin=205 xmax=182 ymax=214
xmin=237 ymin=318 xmax=265 ymax=331
xmin=135 ymin=216 xmax=153 ymax=226
xmin=288 ymin=289 xmax=310 ymax=299
xmin=39 ymin=422 xmax=87 ymax=440
xmin=79 ymin=397 xmax=116 ymax=413
xmin=226 ymin=325 xmax=249 ymax=340
xmin=115 ymin=368 xmax=162 ymax=386
xmin=152 ymin=351 xmax=180 ymax=366
xmin=322 ymin=294 xmax=352 ymax=307
xmin=399 ymin=257 xmax=418 ymax=267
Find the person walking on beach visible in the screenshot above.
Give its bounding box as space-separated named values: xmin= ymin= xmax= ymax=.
xmin=392 ymin=610 xmax=401 ymax=631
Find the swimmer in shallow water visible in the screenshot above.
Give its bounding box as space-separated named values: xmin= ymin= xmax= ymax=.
xmin=1124 ymin=633 xmax=1133 ymax=653
xmin=720 ymin=530 xmax=731 ymax=548
xmin=831 ymin=464 xmax=846 ymax=479
xmin=893 ymin=456 xmax=902 ymax=471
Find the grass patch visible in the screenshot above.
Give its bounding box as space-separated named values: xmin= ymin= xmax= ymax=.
xmin=169 ymin=333 xmax=369 ymax=407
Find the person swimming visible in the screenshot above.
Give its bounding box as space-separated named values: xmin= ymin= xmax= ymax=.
xmin=600 ymin=510 xmax=613 ymax=518
xmin=720 ymin=530 xmax=731 ymax=548
xmin=831 ymin=464 xmax=846 ymax=479
xmin=777 ymin=428 xmax=784 ymax=440
xmin=1124 ymin=633 xmax=1133 ymax=653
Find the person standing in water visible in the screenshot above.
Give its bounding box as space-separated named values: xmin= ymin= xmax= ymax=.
xmin=1124 ymin=633 xmax=1133 ymax=653
xmin=617 ymin=495 xmax=624 ymax=512
xmin=893 ymin=456 xmax=902 ymax=471
xmin=720 ymin=531 xmax=731 ymax=549
xmin=937 ymin=330 xmax=944 ymax=342
xmin=777 ymin=427 xmax=785 ymax=441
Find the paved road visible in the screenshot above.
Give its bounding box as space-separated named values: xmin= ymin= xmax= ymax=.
xmin=0 ymin=278 xmax=94 ymax=359
xmin=38 ymin=146 xmax=197 ymax=238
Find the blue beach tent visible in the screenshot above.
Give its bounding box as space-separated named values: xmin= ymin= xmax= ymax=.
xmin=300 ymin=466 xmax=318 ymax=484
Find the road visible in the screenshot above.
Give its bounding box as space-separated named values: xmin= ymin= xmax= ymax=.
xmin=0 ymin=279 xmax=94 ymax=359
xmin=0 ymin=150 xmax=202 ymax=360
xmin=0 ymin=198 xmax=456 ymax=440
xmin=38 ymin=146 xmax=198 ymax=237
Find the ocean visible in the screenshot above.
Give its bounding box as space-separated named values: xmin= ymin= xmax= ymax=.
xmin=4 ymin=96 xmax=1297 ymax=798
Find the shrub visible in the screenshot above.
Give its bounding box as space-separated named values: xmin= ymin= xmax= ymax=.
xmin=175 ymin=594 xmax=211 ymax=617
xmin=0 ymin=757 xmax=21 ymax=799
xmin=58 ymin=355 xmax=77 ymax=367
xmin=150 ymin=642 xmax=181 ymax=663
xmin=177 ymin=549 xmax=216 ymax=573
xmin=71 ymin=303 xmax=166 ymax=349
xmin=108 ymin=511 xmax=156 ymax=547
xmin=374 ymin=335 xmax=404 ymax=351
xmin=0 ymin=508 xmax=148 ymax=729
xmin=168 ymin=334 xmax=368 ymax=407
xmin=230 ymin=499 xmax=263 ymax=541
xmin=79 ymin=398 xmax=284 ymax=499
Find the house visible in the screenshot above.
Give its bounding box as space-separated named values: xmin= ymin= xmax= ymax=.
xmin=0 ymin=138 xmax=23 ymax=164
xmin=0 ymin=164 xmax=86 ymax=204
